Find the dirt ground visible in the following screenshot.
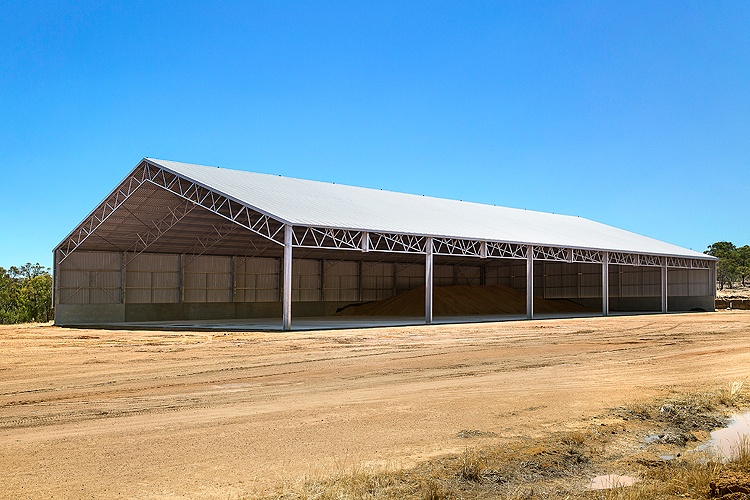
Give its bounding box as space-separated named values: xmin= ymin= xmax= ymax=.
xmin=717 ymin=285 xmax=750 ymax=299
xmin=2 ymin=311 xmax=750 ymax=499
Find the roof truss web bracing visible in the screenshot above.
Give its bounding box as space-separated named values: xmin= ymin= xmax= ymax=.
xmin=57 ymin=159 xmax=713 ymax=271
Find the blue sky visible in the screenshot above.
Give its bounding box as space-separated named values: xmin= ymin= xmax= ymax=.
xmin=1 ymin=1 xmax=748 ymax=269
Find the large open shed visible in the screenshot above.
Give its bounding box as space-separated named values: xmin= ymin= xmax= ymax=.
xmin=54 ymin=158 xmax=716 ymax=330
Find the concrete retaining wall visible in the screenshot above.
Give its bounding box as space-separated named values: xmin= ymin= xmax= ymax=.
xmin=715 ymin=299 xmax=750 ymax=310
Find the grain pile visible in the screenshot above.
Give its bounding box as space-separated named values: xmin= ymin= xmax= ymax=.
xmin=336 ymin=284 xmax=591 ymax=316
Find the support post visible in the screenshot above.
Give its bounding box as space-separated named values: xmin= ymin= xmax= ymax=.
xmin=526 ymin=245 xmax=534 ymax=319
xmin=661 ymin=258 xmax=668 ymax=313
xmin=602 ymin=251 xmax=609 ymax=316
xmin=425 ymin=237 xmax=433 ymax=325
xmin=283 ymin=225 xmax=293 ymax=330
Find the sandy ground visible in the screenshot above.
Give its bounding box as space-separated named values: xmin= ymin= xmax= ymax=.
xmin=2 ymin=311 xmax=750 ymax=499
xmin=717 ymin=284 xmax=750 ymax=299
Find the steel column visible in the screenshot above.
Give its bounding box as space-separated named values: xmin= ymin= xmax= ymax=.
xmin=283 ymin=225 xmax=293 ymax=330
xmin=526 ymin=245 xmax=534 ymax=319
xmin=661 ymin=259 xmax=668 ymax=313
xmin=425 ymin=237 xmax=434 ymax=324
xmin=602 ymin=251 xmax=609 ymax=316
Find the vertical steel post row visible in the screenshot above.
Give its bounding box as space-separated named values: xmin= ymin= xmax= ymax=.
xmin=526 ymin=245 xmax=534 ymax=319
xmin=283 ymin=224 xmax=293 ymax=331
xmin=425 ymin=237 xmax=433 ymax=325
xmin=661 ymin=258 xmax=668 ymax=313
xmin=602 ymin=251 xmax=609 ymax=316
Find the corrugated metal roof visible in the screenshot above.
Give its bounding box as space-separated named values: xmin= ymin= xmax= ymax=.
xmin=147 ymin=158 xmax=709 ymax=259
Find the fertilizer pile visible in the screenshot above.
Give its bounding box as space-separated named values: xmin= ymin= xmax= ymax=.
xmin=337 ymin=284 xmax=591 ymax=316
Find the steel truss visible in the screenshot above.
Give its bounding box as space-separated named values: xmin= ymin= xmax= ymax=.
xmin=667 ymin=257 xmax=711 ymax=270
xmin=535 ymin=246 xmax=573 ymax=262
xmin=366 ymin=232 xmax=427 ymax=253
xmin=56 ymin=161 xmax=715 ymax=271
xmin=292 ymin=226 xmax=361 ymax=250
xmin=432 ymin=238 xmax=483 ymax=257
xmin=57 ymin=162 xmax=286 ymax=264
xmin=487 ymin=242 xmax=528 ymax=259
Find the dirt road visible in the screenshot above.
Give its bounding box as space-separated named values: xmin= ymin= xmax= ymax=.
xmin=2 ymin=311 xmax=749 ymax=499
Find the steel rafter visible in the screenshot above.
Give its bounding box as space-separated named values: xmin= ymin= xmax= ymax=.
xmin=609 ymin=252 xmax=638 ymax=266
xmin=486 ymin=242 xmax=528 ymax=259
xmin=638 ymin=254 xmax=663 ymax=267
xmin=183 ymin=222 xmax=240 ymax=268
xmin=56 ymin=161 xmax=290 ymax=266
xmin=433 ymin=238 xmax=483 ymax=257
xmin=58 ymin=198 xmax=199 ymax=304
xmin=572 ymin=248 xmax=604 ymax=263
xmin=366 ymin=232 xmax=427 ymax=254
xmin=128 ymin=199 xmax=198 ymax=256
xmin=56 ymin=162 xmax=716 ymax=274
xmin=57 ymin=163 xmax=154 ymax=262
xmin=535 ymin=246 xmax=573 ymax=262
xmin=666 ymin=257 xmax=711 ymax=269
xmin=292 ymin=226 xmax=361 ymax=250
xmin=142 ymin=167 xmax=285 ymax=245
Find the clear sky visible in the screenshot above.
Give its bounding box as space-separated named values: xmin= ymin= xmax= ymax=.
xmin=1 ymin=1 xmax=748 ymax=270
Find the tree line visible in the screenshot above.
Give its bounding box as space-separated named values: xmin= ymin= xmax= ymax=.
xmin=0 ymin=263 xmax=53 ymax=324
xmin=705 ymin=242 xmax=750 ymax=290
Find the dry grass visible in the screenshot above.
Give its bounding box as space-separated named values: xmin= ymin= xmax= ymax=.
xmin=718 ymin=379 xmax=747 ymax=408
xmin=266 ymin=383 xmax=750 ymax=499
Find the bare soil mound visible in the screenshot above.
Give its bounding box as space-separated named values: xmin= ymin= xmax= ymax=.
xmin=337 ymin=284 xmax=592 ymax=316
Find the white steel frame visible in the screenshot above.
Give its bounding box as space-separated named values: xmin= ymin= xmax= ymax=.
xmin=55 ymin=159 xmax=717 ymax=330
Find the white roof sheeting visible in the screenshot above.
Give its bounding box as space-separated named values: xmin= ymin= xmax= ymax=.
xmin=147 ymin=158 xmax=708 ymax=259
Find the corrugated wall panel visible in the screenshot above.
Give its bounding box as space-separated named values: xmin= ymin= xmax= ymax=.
xmin=455 ymin=265 xmax=481 ymax=286
xmin=58 ymin=251 xmax=121 ymax=304
xmin=293 ymin=259 xmax=321 ymax=302
xmin=126 ymin=253 xmax=180 ymax=304
xmin=235 ymin=257 xmax=280 ymax=302
xmin=323 ymin=261 xmax=359 ymax=302
xmin=688 ymin=269 xmax=710 ymax=296
xmin=434 ymin=265 xmax=453 ymax=286
xmin=184 ymin=255 xmax=231 ymax=303
xmin=510 ymin=261 xmax=527 ymax=289
xmin=484 ymin=263 xmax=513 ymax=287
xmin=395 ymin=263 xmax=424 ymax=293
xmin=361 ymin=262 xmax=395 ymax=301
xmin=668 ymin=269 xmax=689 ymax=297
xmin=619 ymin=266 xmax=660 ymax=297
